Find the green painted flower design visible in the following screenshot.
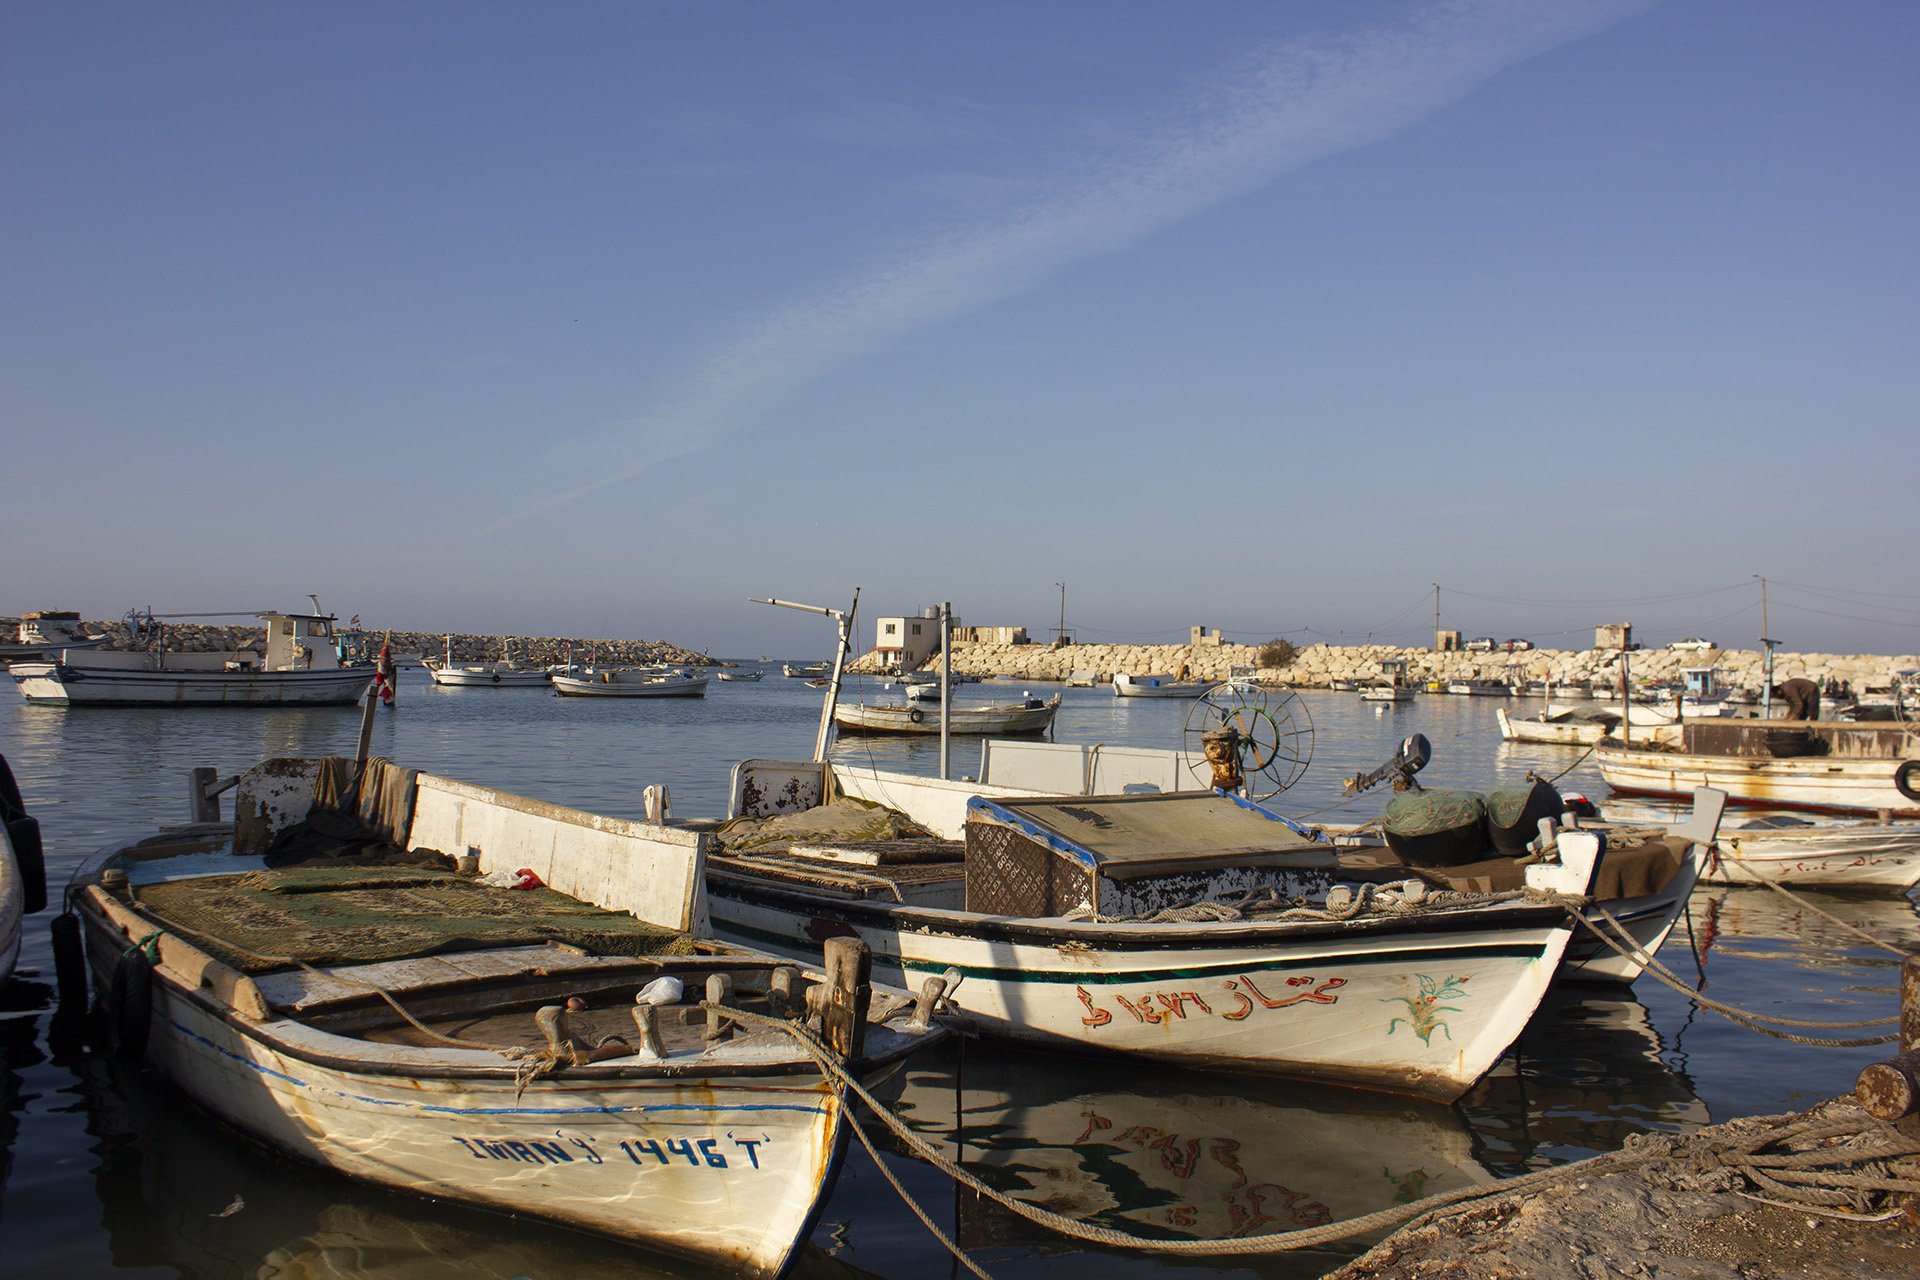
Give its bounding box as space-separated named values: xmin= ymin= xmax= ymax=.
xmin=1383 ymin=973 xmax=1469 ymax=1045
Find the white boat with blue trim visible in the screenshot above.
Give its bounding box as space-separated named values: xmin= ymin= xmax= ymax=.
xmin=66 ymin=755 xmax=944 ymax=1276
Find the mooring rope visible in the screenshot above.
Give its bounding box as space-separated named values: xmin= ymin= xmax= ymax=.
xmin=706 ymin=1002 xmax=1663 ymax=1263
xmin=709 ymin=1003 xmax=1920 ymax=1272
xmin=1574 ymin=908 xmax=1900 ymax=1046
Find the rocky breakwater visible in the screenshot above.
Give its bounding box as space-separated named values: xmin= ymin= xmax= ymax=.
xmin=851 ymin=640 xmax=1920 ymax=692
xmin=69 ymin=621 xmax=713 ymax=668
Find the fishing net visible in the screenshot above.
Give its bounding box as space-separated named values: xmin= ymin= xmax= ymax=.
xmin=1484 ymin=779 xmax=1563 ymax=856
xmin=132 ymin=866 xmax=694 ymax=974
xmin=716 ymin=796 xmax=931 ymax=855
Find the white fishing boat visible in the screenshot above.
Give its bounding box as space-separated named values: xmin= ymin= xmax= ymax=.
xmin=10 ymin=609 xmax=376 ymax=707
xmin=550 ymin=667 xmax=709 ymax=698
xmin=1358 ymin=659 xmax=1414 ymax=702
xmin=831 ymin=694 xmax=1060 ymax=736
xmin=1602 ymin=811 xmax=1920 ymax=892
xmin=0 ymin=754 xmax=42 ymax=982
xmin=1497 ymin=704 xmax=1618 ymax=746
xmin=781 ymin=662 xmax=830 ymax=679
xmin=423 ymin=636 xmax=553 ymax=687
xmin=1596 ymin=720 xmax=1920 ymax=817
xmin=65 ymin=755 xmax=945 ymax=1277
xmin=1111 ymin=672 xmax=1214 ymax=699
xmin=1444 ymin=681 xmax=1509 ymax=697
xmin=701 ymin=756 xmax=1653 ymax=1102
xmin=716 ymin=670 xmax=764 ymax=682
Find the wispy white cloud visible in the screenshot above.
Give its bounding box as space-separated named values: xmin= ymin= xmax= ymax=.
xmin=492 ymin=0 xmax=1649 ymax=528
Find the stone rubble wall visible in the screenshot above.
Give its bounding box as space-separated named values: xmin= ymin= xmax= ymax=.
xmin=52 ymin=621 xmax=714 ymax=668
xmin=849 ymin=640 xmax=1920 ymax=691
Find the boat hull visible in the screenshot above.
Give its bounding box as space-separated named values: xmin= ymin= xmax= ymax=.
xmin=708 ymin=882 xmax=1571 ymax=1102
xmin=832 ymin=697 xmax=1059 ymax=736
xmin=78 ymin=915 xmax=844 ymax=1277
xmin=1561 ymin=841 xmax=1700 ymax=983
xmin=425 ymin=666 xmax=552 ymax=687
xmin=1596 ymin=740 xmax=1920 ymax=817
xmin=1497 ymin=706 xmax=1610 ymax=746
xmin=1704 ymin=821 xmax=1920 ymax=890
xmin=551 ymin=674 xmax=708 ymax=698
xmin=1111 ymin=675 xmax=1213 ymax=699
xmin=11 ymin=662 xmax=375 ymax=707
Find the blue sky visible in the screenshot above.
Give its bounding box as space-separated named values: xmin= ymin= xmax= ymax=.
xmin=4 ymin=1 xmax=1915 ymax=657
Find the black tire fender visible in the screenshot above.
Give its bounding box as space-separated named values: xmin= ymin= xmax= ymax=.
xmin=908 ymin=707 xmax=925 ymax=724
xmin=104 ymin=946 xmax=154 ymax=1062
xmin=6 ymin=815 xmax=46 ymax=914
xmin=51 ymin=913 xmax=89 ymax=1012
xmin=1896 ymin=760 xmax=1920 ymax=804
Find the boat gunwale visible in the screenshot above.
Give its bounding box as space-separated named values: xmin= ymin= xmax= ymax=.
xmin=73 ymin=832 xmax=941 ymax=1085
xmin=705 ymin=864 xmax=1575 ymax=949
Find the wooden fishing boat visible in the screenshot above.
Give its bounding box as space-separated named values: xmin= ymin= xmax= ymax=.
xmin=10 ymin=609 xmax=376 ymax=707
xmin=831 ymin=694 xmax=1059 ymax=736
xmin=65 ymin=755 xmax=944 ymax=1277
xmin=1497 ymin=704 xmax=1626 ymax=746
xmin=782 ymin=663 xmax=830 ymax=679
xmin=1596 ymin=720 xmax=1920 ymax=817
xmin=702 ymin=759 xmax=1632 ymax=1102
xmin=1111 ymin=673 xmax=1213 ymax=698
xmin=550 ymin=667 xmax=709 ymax=698
xmin=716 ymin=670 xmax=764 ymax=682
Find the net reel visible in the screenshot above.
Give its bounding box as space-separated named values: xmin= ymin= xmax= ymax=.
xmin=1181 ymin=681 xmax=1314 ymax=801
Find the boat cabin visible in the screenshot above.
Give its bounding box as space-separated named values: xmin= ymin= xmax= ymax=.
xmin=1681 ymin=667 xmax=1723 ymax=698
xmin=259 ymin=611 xmax=344 ymax=672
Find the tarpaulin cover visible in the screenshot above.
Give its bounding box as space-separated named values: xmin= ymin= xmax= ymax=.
xmin=974 ymin=793 xmax=1326 ymax=868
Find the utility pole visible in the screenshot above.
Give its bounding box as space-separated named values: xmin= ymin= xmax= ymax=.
xmin=1054 ymin=582 xmax=1066 ymax=644
xmin=1754 ymin=574 xmax=1775 ymax=719
xmin=1433 ymin=584 xmax=1440 ymax=649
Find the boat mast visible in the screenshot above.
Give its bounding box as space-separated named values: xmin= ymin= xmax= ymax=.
xmin=752 ymin=590 xmax=860 ymax=763
xmin=1754 ymin=574 xmax=1775 ymax=719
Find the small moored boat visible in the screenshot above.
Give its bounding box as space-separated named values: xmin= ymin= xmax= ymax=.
xmin=10 ymin=609 xmax=375 ymax=707
xmin=66 ymin=755 xmax=945 ymax=1276
xmin=1111 ymin=672 xmax=1214 ymax=699
xmin=550 ymin=667 xmax=709 ymax=698
xmin=831 ymin=694 xmax=1060 ymax=736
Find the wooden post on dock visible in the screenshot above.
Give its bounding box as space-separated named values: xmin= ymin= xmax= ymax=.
xmin=1855 ymin=954 xmax=1920 ymax=1138
xmin=819 ymin=935 xmax=872 ymax=1060
xmin=188 ymin=767 xmax=220 ymax=823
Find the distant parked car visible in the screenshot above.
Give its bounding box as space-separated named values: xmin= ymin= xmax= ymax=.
xmin=1464 ymin=637 xmax=1497 ymax=652
xmin=1503 ymin=639 xmax=1534 ymax=652
xmin=1669 ymin=637 xmax=1715 ymax=652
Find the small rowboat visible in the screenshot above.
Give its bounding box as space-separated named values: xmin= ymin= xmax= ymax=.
xmin=551 ymin=668 xmax=708 ymax=698
xmin=66 ymin=756 xmax=944 ymax=1276
xmin=832 ymin=694 xmax=1060 ymax=736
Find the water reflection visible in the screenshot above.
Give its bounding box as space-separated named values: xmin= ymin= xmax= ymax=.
xmin=1462 ymin=988 xmax=1708 ymax=1174
xmin=871 ymin=1041 xmax=1489 ymax=1272
xmin=75 ymin=1054 xmax=730 ymax=1280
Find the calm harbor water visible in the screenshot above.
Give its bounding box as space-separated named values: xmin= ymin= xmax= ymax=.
xmin=1 ymin=668 xmax=1914 ymax=1278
